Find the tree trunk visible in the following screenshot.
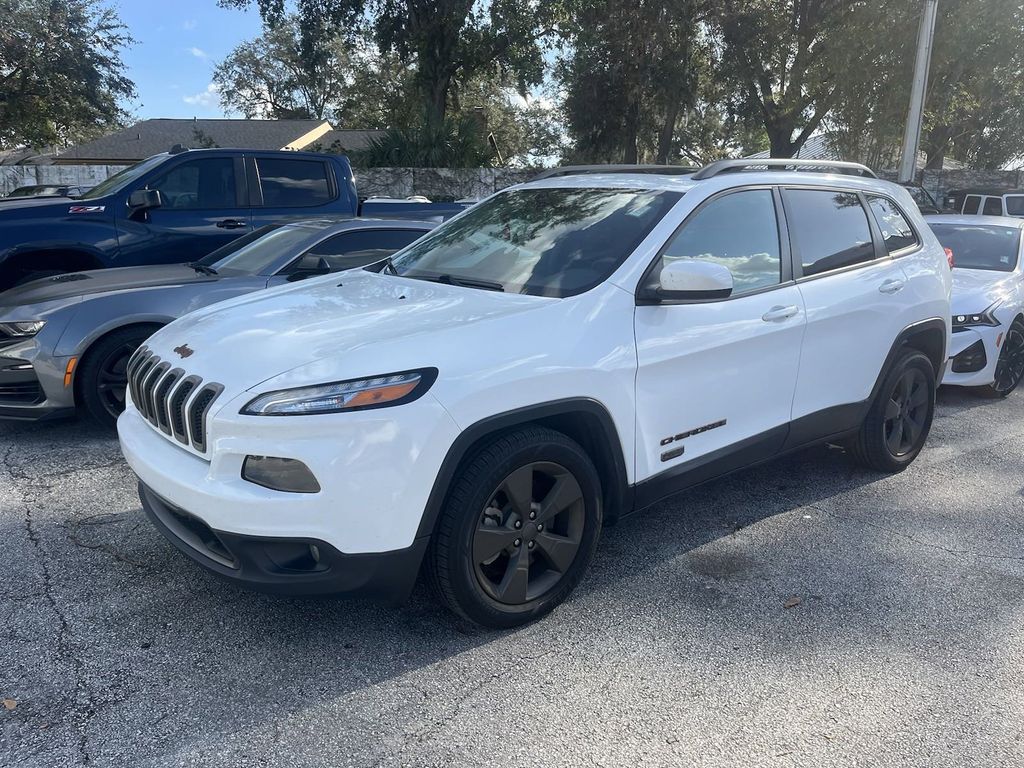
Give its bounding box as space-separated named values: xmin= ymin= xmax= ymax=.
xmin=656 ymin=102 xmax=681 ymax=164
xmin=622 ymin=96 xmax=641 ymax=163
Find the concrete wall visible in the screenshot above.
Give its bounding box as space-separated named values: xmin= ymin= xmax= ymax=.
xmin=0 ymin=164 xmax=128 ymax=196
xmin=4 ymin=163 xmax=1021 ymax=203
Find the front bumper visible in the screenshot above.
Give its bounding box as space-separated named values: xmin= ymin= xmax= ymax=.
xmin=944 ymin=326 xmax=1000 ymax=387
xmin=0 ymin=338 xmax=75 ymax=421
xmin=139 ymin=482 xmax=428 ymax=599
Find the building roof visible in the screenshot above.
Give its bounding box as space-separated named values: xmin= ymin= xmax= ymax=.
xmin=746 ymin=134 xmax=837 ymax=162
xmin=53 ymin=118 xmax=333 ymax=164
xmin=311 ymin=129 xmax=385 ymax=153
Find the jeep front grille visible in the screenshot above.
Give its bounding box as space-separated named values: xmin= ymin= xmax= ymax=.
xmin=127 ymin=347 xmax=223 ymax=453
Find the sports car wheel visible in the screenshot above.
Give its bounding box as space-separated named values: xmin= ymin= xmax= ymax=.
xmin=78 ymin=325 xmax=160 ymax=429
xmin=974 ymin=319 xmax=1024 ymax=398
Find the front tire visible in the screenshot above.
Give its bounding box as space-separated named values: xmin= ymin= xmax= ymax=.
xmin=427 ymin=426 xmax=603 ymax=629
xmin=78 ymin=326 xmax=159 ymax=430
xmin=973 ymin=319 xmax=1024 ymax=399
xmin=848 ymin=348 xmax=935 ymax=473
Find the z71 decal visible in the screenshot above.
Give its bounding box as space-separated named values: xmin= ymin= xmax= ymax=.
xmin=68 ymin=205 xmax=105 ymax=214
xmin=659 ymin=419 xmax=727 ymax=462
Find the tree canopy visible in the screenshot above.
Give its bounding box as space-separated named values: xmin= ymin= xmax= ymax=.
xmin=0 ymin=0 xmax=135 ymax=150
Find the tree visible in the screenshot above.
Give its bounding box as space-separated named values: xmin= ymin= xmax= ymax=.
xmin=0 ymin=0 xmax=135 ymax=149
xmin=556 ymin=0 xmax=704 ymax=164
xmin=711 ymin=0 xmax=871 ymax=158
xmin=213 ymin=16 xmax=355 ymax=120
xmin=220 ymin=0 xmax=549 ymax=129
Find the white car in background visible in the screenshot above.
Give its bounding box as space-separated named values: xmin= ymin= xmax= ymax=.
xmin=929 ymin=215 xmax=1024 ymax=397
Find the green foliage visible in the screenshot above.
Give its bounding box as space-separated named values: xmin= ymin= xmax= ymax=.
xmin=356 ymin=115 xmax=493 ymax=167
xmin=0 ymin=0 xmax=135 ymax=150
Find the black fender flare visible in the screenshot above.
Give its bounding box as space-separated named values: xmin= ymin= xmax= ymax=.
xmin=414 ymin=397 xmax=632 ymax=540
xmin=871 ymin=317 xmax=947 ymax=401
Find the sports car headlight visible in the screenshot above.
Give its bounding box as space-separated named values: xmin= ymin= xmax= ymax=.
xmin=241 ymin=369 xmax=437 ymax=416
xmin=0 ymin=321 xmax=45 ymax=337
xmin=953 ymin=301 xmax=1001 ymax=329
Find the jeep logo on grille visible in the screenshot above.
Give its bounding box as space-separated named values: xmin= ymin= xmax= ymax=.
xmin=173 ymin=344 xmax=194 ymax=359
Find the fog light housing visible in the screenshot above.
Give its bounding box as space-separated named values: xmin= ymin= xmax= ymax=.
xmin=951 ymin=340 xmax=987 ymax=373
xmin=242 ymin=456 xmax=321 ymax=493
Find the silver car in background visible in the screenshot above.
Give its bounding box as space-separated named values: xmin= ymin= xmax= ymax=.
xmin=0 ymin=217 xmax=436 ymax=428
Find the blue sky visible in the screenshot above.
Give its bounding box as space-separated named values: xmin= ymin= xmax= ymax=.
xmin=113 ymin=0 xmax=265 ymax=120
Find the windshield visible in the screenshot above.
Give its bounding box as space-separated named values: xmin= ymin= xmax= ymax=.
xmin=205 ymin=224 xmax=319 ymax=274
xmin=391 ymin=187 xmax=683 ymax=297
xmin=78 ymin=155 xmax=168 ymax=199
xmin=931 ymin=223 xmax=1021 ymax=272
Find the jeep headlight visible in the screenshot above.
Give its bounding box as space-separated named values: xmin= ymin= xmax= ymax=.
xmin=0 ymin=320 xmax=45 ymax=337
xmin=954 ymin=301 xmax=1001 ymax=329
xmin=241 ymin=369 xmax=437 ymax=416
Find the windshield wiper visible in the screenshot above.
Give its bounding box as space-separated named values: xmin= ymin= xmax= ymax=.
xmin=188 ymin=262 xmax=218 ymax=276
xmin=411 ymin=272 xmax=505 ymax=292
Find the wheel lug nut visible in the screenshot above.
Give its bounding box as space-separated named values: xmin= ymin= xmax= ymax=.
xmin=529 ymin=511 xmax=536 ymax=520
xmin=514 ymin=520 xmax=521 ymax=529
xmin=528 ymin=541 xmax=535 ymax=549
xmin=537 ymin=524 xmax=543 ymax=531
xmin=514 ymin=538 xmax=521 ymax=547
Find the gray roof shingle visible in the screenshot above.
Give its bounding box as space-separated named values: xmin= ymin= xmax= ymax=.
xmin=54 ymin=118 xmax=332 ymax=163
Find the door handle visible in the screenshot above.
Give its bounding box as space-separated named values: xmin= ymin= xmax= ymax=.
xmin=761 ymin=305 xmax=800 ymax=322
xmin=879 ymin=278 xmax=905 ymax=294
xmin=216 ymin=219 xmax=247 ymax=229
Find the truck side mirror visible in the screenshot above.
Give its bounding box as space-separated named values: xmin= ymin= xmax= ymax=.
xmin=128 ymin=189 xmax=163 ymax=211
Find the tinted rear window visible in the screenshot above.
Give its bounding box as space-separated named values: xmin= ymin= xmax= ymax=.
xmin=786 ymin=189 xmax=875 ymax=276
xmin=256 ymin=158 xmax=332 ymax=207
xmin=930 ymin=224 xmax=1020 ymax=272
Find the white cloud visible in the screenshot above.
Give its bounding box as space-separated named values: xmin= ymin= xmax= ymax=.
xmin=183 ymin=83 xmax=219 ymax=108
xmin=189 ymin=47 xmax=208 ymax=59
xmin=182 ymin=19 xmax=197 ymax=30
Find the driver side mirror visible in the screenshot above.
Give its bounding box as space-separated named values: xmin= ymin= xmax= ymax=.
xmin=286 ymin=255 xmax=332 ymax=281
xmin=128 ymin=188 xmax=163 ymax=211
xmin=640 ymin=260 xmax=734 ymax=303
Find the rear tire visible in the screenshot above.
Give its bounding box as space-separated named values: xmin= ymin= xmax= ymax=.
xmin=78 ymin=326 xmax=159 ymax=430
xmin=847 ymin=349 xmax=935 ymax=473
xmin=427 ymin=426 xmax=603 ymax=629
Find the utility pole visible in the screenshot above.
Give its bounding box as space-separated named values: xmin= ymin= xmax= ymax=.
xmin=899 ymin=0 xmax=940 ymax=182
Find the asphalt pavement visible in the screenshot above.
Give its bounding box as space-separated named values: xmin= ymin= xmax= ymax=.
xmin=2 ymin=386 xmax=1023 ymax=767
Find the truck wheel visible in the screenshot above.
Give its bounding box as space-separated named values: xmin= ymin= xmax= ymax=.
xmin=847 ymin=348 xmax=935 ymax=473
xmin=427 ymin=426 xmax=603 ymax=629
xmin=78 ymin=326 xmax=158 ymax=430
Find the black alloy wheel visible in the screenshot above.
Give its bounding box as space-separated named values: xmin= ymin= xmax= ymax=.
xmin=883 ymin=367 xmax=930 ymax=457
xmin=78 ymin=325 xmax=159 ymax=429
xmin=847 ymin=348 xmax=935 ymax=472
xmin=428 ymin=426 xmax=603 ymax=629
xmin=473 ymin=461 xmax=585 ymax=605
xmin=978 ymin=319 xmax=1024 ymax=398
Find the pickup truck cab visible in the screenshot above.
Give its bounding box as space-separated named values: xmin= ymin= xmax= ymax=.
xmin=0 ymin=148 xmax=462 ymax=290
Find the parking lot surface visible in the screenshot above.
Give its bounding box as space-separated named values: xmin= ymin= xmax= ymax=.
xmin=2 ymin=387 xmax=1023 ymax=767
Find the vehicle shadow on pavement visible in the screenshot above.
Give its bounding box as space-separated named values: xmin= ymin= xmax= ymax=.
xmin=4 ymin=394 xmax=1024 ymax=765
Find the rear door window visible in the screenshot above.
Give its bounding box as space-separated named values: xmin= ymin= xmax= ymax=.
xmin=983 ymin=196 xmax=1005 ymax=216
xmin=867 ymin=196 xmax=918 ymax=253
xmin=255 ymin=158 xmax=332 ymax=207
xmin=963 ymin=195 xmax=982 ymax=214
xmin=785 ymin=189 xmax=875 ymax=277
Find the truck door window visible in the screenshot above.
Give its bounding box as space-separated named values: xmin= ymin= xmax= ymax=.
xmin=983 ymin=197 xmax=1004 ymax=216
xmin=963 ymin=195 xmax=982 ymax=214
xmin=256 ymin=158 xmax=331 ymax=207
xmin=147 ymin=158 xmax=236 ymax=210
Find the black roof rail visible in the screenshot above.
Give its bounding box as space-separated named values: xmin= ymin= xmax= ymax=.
xmin=692 ymin=158 xmax=876 ymax=180
xmin=531 ymin=164 xmax=699 ymax=181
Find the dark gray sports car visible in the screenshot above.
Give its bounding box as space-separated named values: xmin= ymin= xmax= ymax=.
xmin=0 ymin=217 xmax=436 ymax=427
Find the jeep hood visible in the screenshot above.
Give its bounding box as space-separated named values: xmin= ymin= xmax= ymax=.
xmin=0 ymin=264 xmax=218 ymax=307
xmin=142 ymin=271 xmax=551 ymax=390
xmin=951 ymin=268 xmax=1016 ymax=314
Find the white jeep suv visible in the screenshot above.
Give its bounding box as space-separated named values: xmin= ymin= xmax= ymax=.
xmin=118 ymin=160 xmax=951 ymax=628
